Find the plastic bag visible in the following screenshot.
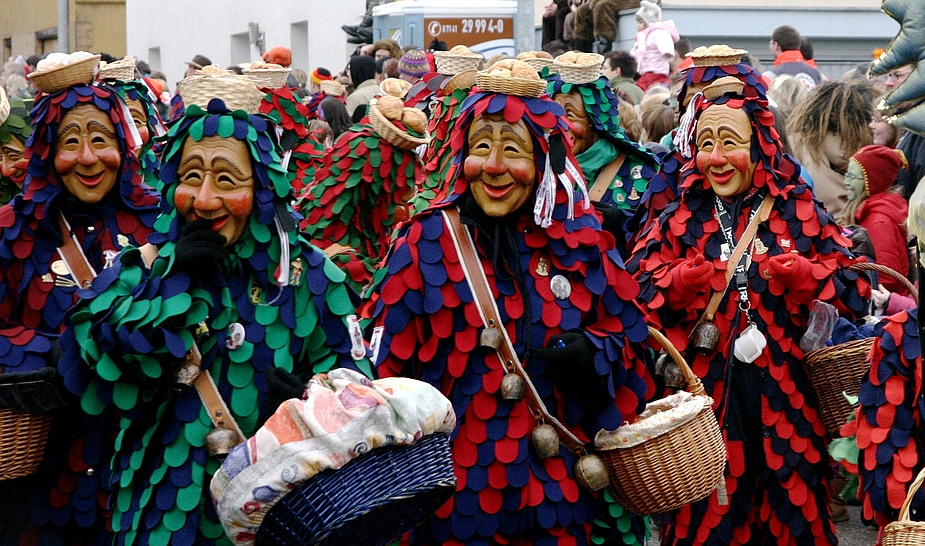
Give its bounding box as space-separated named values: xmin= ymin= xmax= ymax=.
xmin=800 ymin=299 xmax=838 ymax=353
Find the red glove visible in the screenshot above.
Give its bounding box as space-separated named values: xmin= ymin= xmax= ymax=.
xmin=768 ymin=253 xmax=816 ymax=302
xmin=666 ymin=254 xmax=714 ymax=309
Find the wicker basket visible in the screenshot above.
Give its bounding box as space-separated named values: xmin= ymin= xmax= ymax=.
xmin=242 ymin=68 xmax=292 ymax=89
xmin=28 ymin=54 xmax=101 ymax=94
xmin=597 ymin=327 xmax=726 ymax=516
xmin=554 ymin=53 xmax=604 ymax=85
xmin=178 ymin=73 xmax=265 ymax=114
xmin=0 ymin=408 xmax=52 ymax=480
xmin=98 ymin=57 xmax=137 ymax=82
xmin=256 ymin=433 xmax=456 ymax=546
xmin=319 ymin=80 xmax=346 ymax=97
xmin=883 ymin=466 xmax=925 ymax=546
xmin=475 ymin=72 xmax=547 ymax=98
xmin=522 ymin=57 xmax=556 ymax=74
xmin=805 ymin=262 xmax=918 ymax=436
xmin=433 ymin=51 xmax=483 ymax=75
xmin=368 ymin=99 xmax=430 ymax=151
xmin=442 ymin=69 xmax=477 ymax=94
xmin=687 ymin=48 xmax=748 ymax=68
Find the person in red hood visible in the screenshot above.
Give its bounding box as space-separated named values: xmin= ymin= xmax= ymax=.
xmin=837 ymin=144 xmax=910 ymax=295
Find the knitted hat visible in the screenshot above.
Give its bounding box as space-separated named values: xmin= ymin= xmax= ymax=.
xmin=310 ymin=67 xmax=332 ymax=85
xmin=263 ymin=46 xmax=292 ymax=68
xmin=636 ymin=0 xmax=662 ymax=25
xmin=398 ymin=49 xmax=429 ymax=78
xmin=852 ymin=144 xmax=908 ymax=196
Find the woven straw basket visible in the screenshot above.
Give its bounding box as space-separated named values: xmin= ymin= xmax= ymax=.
xmin=28 ymin=54 xmax=101 ymax=94
xmin=805 ymin=262 xmax=918 ymax=436
xmin=522 ymin=57 xmax=556 ymax=74
xmin=242 ymin=68 xmax=291 ymax=89
xmin=598 ymin=327 xmax=727 ymax=516
xmin=554 ymin=53 xmax=604 ymax=85
xmin=433 ymin=51 xmax=482 ymax=75
xmin=688 ymin=48 xmax=747 ymax=68
xmin=320 ymin=80 xmax=346 ymax=97
xmin=475 ymin=72 xmax=546 ymax=98
xmin=98 ymin=57 xmax=137 ymax=82
xmin=0 ymin=408 xmax=52 ymax=480
xmin=883 ymin=466 xmax=925 ymax=546
xmin=368 ymin=99 xmax=430 ymax=151
xmin=443 ymin=70 xmax=477 ymax=95
xmin=178 ymin=74 xmax=265 ymax=114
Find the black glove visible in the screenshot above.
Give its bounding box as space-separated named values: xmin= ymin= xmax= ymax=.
xmin=534 ymin=332 xmax=607 ymax=407
xmin=173 ymin=219 xmax=229 ymax=281
xmin=264 ymin=367 xmax=306 ymax=413
xmin=592 ymin=201 xmax=624 ymax=241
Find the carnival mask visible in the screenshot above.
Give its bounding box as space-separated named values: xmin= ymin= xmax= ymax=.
xmin=464 ymin=113 xmax=537 ymax=218
xmin=54 ymin=103 xmax=122 ymax=204
xmin=844 ymin=160 xmax=866 ymax=201
xmin=0 ymin=135 xmax=27 ymax=188
xmin=174 ymin=135 xmax=255 ymax=245
xmin=554 ymin=91 xmax=597 ymax=156
xmin=695 ymin=104 xmax=756 ymax=198
xmin=125 ymin=98 xmax=150 ymax=156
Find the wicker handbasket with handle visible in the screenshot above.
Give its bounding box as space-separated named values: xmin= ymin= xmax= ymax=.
xmin=883 ymin=465 xmax=925 ymax=546
xmin=596 ymin=327 xmax=727 ymax=516
xmin=805 ymin=262 xmax=918 ymax=436
xmin=0 ymin=408 xmax=52 ymax=480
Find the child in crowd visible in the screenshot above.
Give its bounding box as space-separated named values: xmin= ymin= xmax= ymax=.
xmin=630 ymin=0 xmax=679 ymax=91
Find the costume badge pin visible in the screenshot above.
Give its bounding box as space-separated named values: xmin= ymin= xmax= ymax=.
xmin=289 ymin=258 xmax=303 ymax=287
xmin=250 ymin=284 xmax=263 ymax=305
xmin=629 ymin=188 xmax=640 ymax=200
xmin=781 ymin=239 xmax=791 ymax=249
xmin=117 ymin=234 xmax=130 ymax=248
xmin=347 ymin=315 xmax=367 ymax=361
xmin=41 ymin=273 xmax=54 ymax=283
xmin=753 ymin=238 xmax=768 ymax=255
xmin=51 ymin=260 xmax=69 ymax=276
xmin=550 ymin=274 xmax=571 ymax=300
xmin=536 ymin=257 xmax=549 ymax=277
xmin=226 ymin=323 xmax=245 ymax=350
xmin=630 ymin=165 xmax=643 ymax=179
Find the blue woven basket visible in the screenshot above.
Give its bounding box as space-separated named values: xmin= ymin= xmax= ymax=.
xmin=256 ymin=433 xmax=456 ymax=546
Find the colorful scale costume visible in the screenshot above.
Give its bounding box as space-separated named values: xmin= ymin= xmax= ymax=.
xmin=628 ymin=62 xmax=768 ymax=249
xmin=545 ymin=74 xmax=656 ymax=255
xmin=103 ymin=79 xmax=166 ymax=191
xmin=408 ymin=73 xmax=472 ymax=214
xmin=298 ymin=118 xmax=423 ymax=294
xmin=257 ymin=86 xmax=326 ymax=195
xmin=839 ymin=309 xmax=925 ymax=529
xmin=368 ymin=89 xmax=654 ymax=545
xmin=629 ymin=89 xmax=870 ymax=545
xmin=58 ymin=99 xmax=372 ymax=545
xmin=304 ymin=89 xmax=346 ymax=121
xmin=0 ymin=94 xmax=32 ymax=205
xmin=0 ymin=84 xmax=160 ymax=544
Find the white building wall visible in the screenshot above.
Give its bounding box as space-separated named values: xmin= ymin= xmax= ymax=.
xmin=127 ymin=0 xmax=365 ymax=88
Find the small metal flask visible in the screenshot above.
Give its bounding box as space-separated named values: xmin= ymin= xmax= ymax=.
xmin=690 ymin=320 xmax=720 ymax=354
xmin=205 ymin=427 xmax=241 ymax=459
xmin=532 ymin=423 xmax=560 ymax=458
xmin=574 ymin=453 xmax=610 ymax=492
xmin=500 ymin=373 xmax=525 ymax=401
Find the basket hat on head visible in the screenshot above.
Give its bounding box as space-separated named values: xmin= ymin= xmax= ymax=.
xmin=185 ymin=54 xmax=212 ymax=70
xmin=636 ymin=0 xmax=662 ymax=25
xmin=851 ymin=145 xmax=908 ymax=196
xmin=398 ymin=49 xmax=429 ymax=78
xmin=263 ymin=46 xmax=292 ymax=68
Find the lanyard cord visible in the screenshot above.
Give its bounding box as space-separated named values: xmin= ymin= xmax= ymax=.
xmin=713 ymin=193 xmax=763 ymax=318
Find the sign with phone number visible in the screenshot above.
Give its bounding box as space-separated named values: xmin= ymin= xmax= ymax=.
xmin=424 ymin=17 xmax=514 ymax=47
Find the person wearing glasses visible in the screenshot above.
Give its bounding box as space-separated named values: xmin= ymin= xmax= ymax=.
xmin=884 ymin=63 xmax=925 ymax=199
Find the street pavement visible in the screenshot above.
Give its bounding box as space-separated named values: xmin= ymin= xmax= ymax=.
xmin=647 ymin=505 xmax=879 ymax=545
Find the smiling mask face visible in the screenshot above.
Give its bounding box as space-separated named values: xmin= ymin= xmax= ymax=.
xmin=463 ymin=113 xmax=537 ymax=218
xmin=695 ymin=104 xmax=756 ymax=198
xmin=173 ymin=135 xmax=255 ymax=245
xmin=54 ymin=104 xmax=122 ymax=204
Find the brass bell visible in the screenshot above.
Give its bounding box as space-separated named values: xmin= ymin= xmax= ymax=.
xmin=500 ymin=373 xmax=525 ymax=401
xmin=690 ymin=320 xmax=720 ymax=354
xmin=480 ymin=326 xmax=503 ymax=351
xmin=532 ymin=423 xmax=560 ymax=458
xmin=173 ymin=356 xmax=201 ymax=388
xmin=205 ymin=427 xmax=241 ymax=459
xmin=574 ymin=453 xmax=610 ymax=492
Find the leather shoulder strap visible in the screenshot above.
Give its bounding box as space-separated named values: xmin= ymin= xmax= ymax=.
xmin=56 ymin=213 xmax=97 ymax=289
xmin=443 ymin=207 xmax=587 ymax=454
xmin=588 ymin=155 xmax=626 ymax=202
